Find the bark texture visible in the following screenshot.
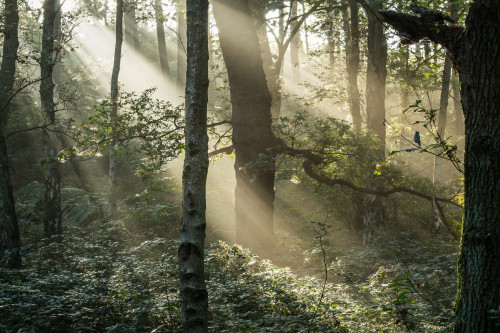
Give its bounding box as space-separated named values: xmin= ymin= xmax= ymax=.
xmin=213 ymin=0 xmax=276 ymax=254
xmin=41 ymin=0 xmax=62 ymax=238
xmin=454 ymin=2 xmax=500 ymax=331
xmin=154 ymin=0 xmax=171 ymax=76
xmin=108 ymin=0 xmax=124 ymax=214
xmin=0 ymin=0 xmax=21 ymax=268
xmin=380 ymin=2 xmax=500 ymax=331
xmin=178 ymin=0 xmax=209 ymax=331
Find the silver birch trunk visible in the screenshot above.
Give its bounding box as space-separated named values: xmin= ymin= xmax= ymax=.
xmin=178 ymin=0 xmax=209 ymax=331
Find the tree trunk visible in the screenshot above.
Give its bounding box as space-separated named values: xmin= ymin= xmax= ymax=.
xmin=341 ymin=0 xmax=361 ymax=130
xmin=213 ymin=0 xmax=276 ymax=254
xmin=301 ymin=3 xmax=309 ymax=55
xmin=124 ymin=0 xmax=140 ymax=51
xmin=326 ymin=11 xmax=336 ymax=70
xmin=154 ymin=0 xmax=171 ymax=76
xmin=176 ymin=0 xmax=187 ymax=90
xmin=379 ymin=3 xmax=500 ymax=330
xmin=108 ymin=0 xmax=124 ymax=214
xmin=433 ymin=51 xmax=452 ymax=185
xmin=250 ymin=0 xmax=280 ymax=120
xmin=41 ymin=0 xmax=62 ymax=238
xmin=454 ymin=3 xmax=500 ymax=331
xmin=0 ymin=0 xmax=21 ymax=268
xmin=401 ymin=47 xmax=410 ymax=109
xmin=178 ymin=0 xmax=209 ymax=331
xmin=363 ymin=4 xmax=387 ymax=246
xmin=290 ymin=0 xmax=300 ymax=81
xmin=450 ymin=4 xmax=464 ymax=136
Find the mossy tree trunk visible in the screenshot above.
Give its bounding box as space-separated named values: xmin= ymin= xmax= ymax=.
xmin=178 ymin=0 xmax=209 ymax=331
xmin=380 ymin=3 xmax=500 ymax=330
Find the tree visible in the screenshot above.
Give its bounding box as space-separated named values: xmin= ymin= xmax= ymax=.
xmin=40 ymin=0 xmax=62 ymax=237
xmin=154 ymin=0 xmax=172 ymax=76
xmin=380 ymin=3 xmax=500 ymax=331
xmin=0 ymin=0 xmax=22 ymax=268
xmin=176 ymin=0 xmax=187 ymax=90
xmin=124 ymin=0 xmax=140 ymax=51
xmin=213 ymin=0 xmax=276 ymax=254
xmin=108 ymin=0 xmax=124 ymax=213
xmin=177 ymin=0 xmax=209 ymax=331
xmin=340 ymin=0 xmax=361 ymax=130
xmin=362 ymin=2 xmax=387 ymax=246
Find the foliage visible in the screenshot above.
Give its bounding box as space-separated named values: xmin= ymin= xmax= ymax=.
xmin=66 ymin=88 xmax=185 ymax=179
xmin=0 ymin=218 xmax=347 ymax=333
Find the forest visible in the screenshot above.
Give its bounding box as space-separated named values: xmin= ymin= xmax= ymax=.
xmin=0 ymin=0 xmax=499 ymax=332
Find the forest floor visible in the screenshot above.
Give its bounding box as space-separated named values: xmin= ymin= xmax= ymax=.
xmin=0 ymin=181 xmax=459 ymax=332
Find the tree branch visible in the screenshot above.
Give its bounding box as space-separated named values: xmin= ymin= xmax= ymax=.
xmin=379 ymin=6 xmax=464 ymax=58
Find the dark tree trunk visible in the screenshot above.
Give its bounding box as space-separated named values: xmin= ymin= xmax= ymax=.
xmin=154 ymin=0 xmax=171 ymax=76
xmin=454 ymin=3 xmax=500 ymax=332
xmin=41 ymin=0 xmax=62 ymax=238
xmin=108 ymin=0 xmax=124 ymax=214
xmin=176 ymin=0 xmax=187 ymax=90
xmin=0 ymin=0 xmax=21 ymax=268
xmin=178 ymin=0 xmax=209 ymax=331
xmin=380 ymin=3 xmax=500 ymax=331
xmin=213 ymin=0 xmax=276 ymax=254
xmin=363 ymin=4 xmax=387 ymax=246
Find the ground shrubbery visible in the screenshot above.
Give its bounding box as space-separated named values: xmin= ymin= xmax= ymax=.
xmin=1 ymin=181 xmax=458 ymax=332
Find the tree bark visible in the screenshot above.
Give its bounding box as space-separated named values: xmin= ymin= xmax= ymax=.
xmin=154 ymin=0 xmax=171 ymax=76
xmin=213 ymin=0 xmax=276 ymax=254
xmin=363 ymin=4 xmax=387 ymax=246
xmin=454 ymin=4 xmax=500 ymax=331
xmin=433 ymin=50 xmax=452 ymax=185
xmin=41 ymin=0 xmax=62 ymax=238
xmin=108 ymin=0 xmax=124 ymax=214
xmin=380 ymin=3 xmax=500 ymax=331
xmin=178 ymin=0 xmax=209 ymax=331
xmin=176 ymin=0 xmax=187 ymax=90
xmin=0 ymin=0 xmax=21 ymax=268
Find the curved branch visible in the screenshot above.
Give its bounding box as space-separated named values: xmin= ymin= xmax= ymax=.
xmin=379 ymin=7 xmax=464 ymax=58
